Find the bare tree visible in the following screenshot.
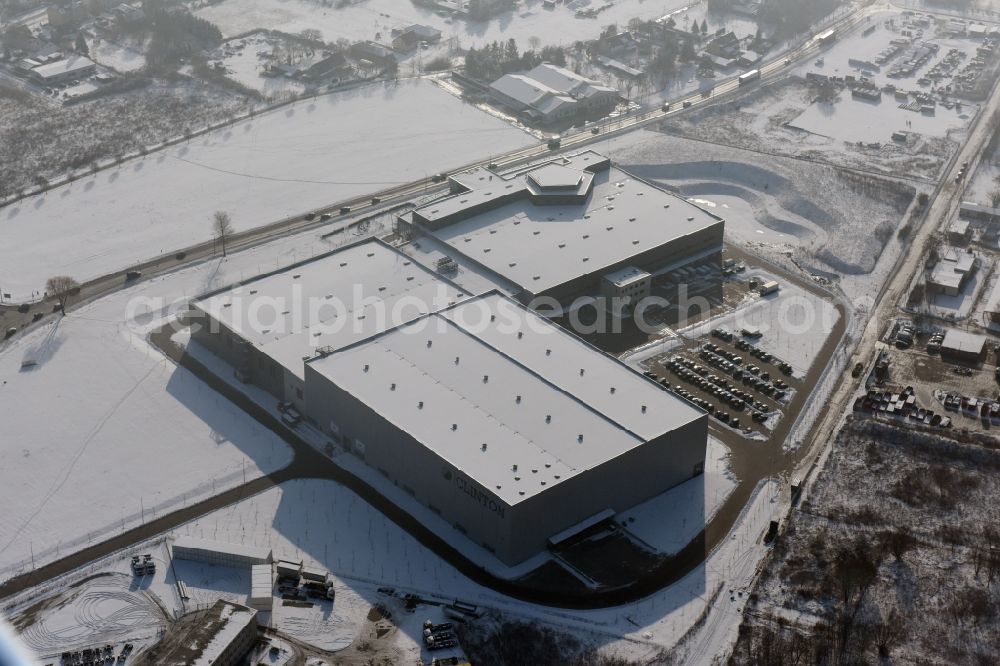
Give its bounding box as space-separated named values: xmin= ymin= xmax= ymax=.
xmin=213 ymin=211 xmax=234 ymax=257
xmin=990 ymin=185 xmax=1000 ymax=209
xmin=46 ymin=276 xmax=80 ymax=315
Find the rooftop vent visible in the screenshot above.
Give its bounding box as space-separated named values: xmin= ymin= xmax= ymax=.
xmin=545 ymin=415 xmax=551 ymax=423
xmin=451 ymin=423 xmax=458 ymax=431
xmin=483 ymin=375 xmax=489 ymax=383
xmin=249 ymin=289 xmax=258 ymax=295
xmin=340 ymin=262 xmax=348 ymax=267
xmin=512 ymin=464 xmax=518 ymax=472
xmin=687 ymin=216 xmax=695 ymax=221
xmin=580 ymin=368 xmax=585 ymax=376
xmin=293 ymin=274 xmax=301 ymax=279
xmin=427 ymin=340 xmax=433 ymax=348
xmin=391 ymin=383 xmax=396 ymax=391
xmin=641 ymin=405 xmax=647 ymax=413
xmin=545 ymin=349 xmax=551 ymax=356
xmin=610 ymin=387 xmax=616 ymax=394
xmin=418 ymin=401 xmax=424 ymax=409
xmin=490 ymin=314 xmax=496 ymax=322
xmin=516 ymin=395 xmax=522 ymax=404
xmin=363 ymin=364 xmax=369 ymax=372
xmin=455 ymin=356 xmax=460 ymax=365
xmin=481 ymin=443 xmax=488 ymax=451
xmin=518 ymin=331 xmax=524 ymax=339
xmin=577 ymin=434 xmax=584 ymax=443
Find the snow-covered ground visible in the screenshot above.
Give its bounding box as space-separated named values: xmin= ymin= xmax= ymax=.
xmin=209 ymin=33 xmax=310 ymax=100
xmin=192 ymin=0 xmax=695 ymax=48
xmin=0 ymin=289 xmax=294 ymax=579
xmin=0 ymin=219 xmax=390 ymax=580
xmin=0 ymin=78 xmax=533 ymax=301
xmin=88 ymin=38 xmax=146 ymax=73
xmin=160 ymin=475 xmax=780 ymax=662
xmin=679 ymin=272 xmax=841 ymax=379
xmin=619 ymin=437 xmax=737 ymax=556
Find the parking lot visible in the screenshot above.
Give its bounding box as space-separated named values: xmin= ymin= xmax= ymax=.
xmin=645 ymin=326 xmax=800 ymax=442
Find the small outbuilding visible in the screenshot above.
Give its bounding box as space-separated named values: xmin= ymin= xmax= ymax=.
xmin=940 ymin=329 xmax=988 ymax=364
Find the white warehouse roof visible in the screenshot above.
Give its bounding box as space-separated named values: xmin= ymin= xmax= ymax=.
xmin=942 ymin=329 xmax=987 ymax=355
xmin=307 ymin=292 xmax=704 ymax=505
xmin=32 ymin=55 xmax=94 ymax=80
xmin=414 ymin=152 xmax=723 ymax=296
xmin=192 ymin=239 xmax=469 ymax=379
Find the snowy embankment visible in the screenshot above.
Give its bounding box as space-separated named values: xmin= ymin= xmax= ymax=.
xmin=0 ymin=79 xmax=533 ymax=301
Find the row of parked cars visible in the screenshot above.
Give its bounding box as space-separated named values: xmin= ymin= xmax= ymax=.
xmin=423 ymin=620 xmax=458 ymax=651
xmin=60 ymin=643 xmax=132 ymax=665
xmin=853 ymin=387 xmax=952 ymax=428
xmin=660 ymin=357 xmax=773 ymax=428
xmin=712 ymin=328 xmax=795 ymax=376
xmin=943 ymin=393 xmax=1000 ymax=421
xmin=698 ymin=345 xmax=789 ymax=400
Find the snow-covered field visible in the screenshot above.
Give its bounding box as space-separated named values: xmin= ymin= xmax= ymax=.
xmin=0 ymin=288 xmax=294 ymax=578
xmin=209 ymin=33 xmax=310 ymax=100
xmin=0 ymin=78 xmax=533 ymax=301
xmin=192 ymin=0 xmax=694 ymax=47
xmin=89 ymin=38 xmax=146 ymax=73
xmin=0 ymin=220 xmax=384 ymax=579
xmin=11 ymin=573 xmax=167 ymax=658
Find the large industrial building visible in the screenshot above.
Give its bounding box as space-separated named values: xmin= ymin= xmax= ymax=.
xmin=489 ymin=64 xmax=619 ymax=123
xmin=191 ymin=238 xmax=469 ymax=411
xmin=303 ymin=292 xmax=707 ymax=563
xmin=189 ymin=152 xmax=719 ymax=564
xmin=398 ymin=151 xmax=725 ymax=305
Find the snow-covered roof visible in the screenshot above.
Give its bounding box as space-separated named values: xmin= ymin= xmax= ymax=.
xmin=525 ymin=63 xmax=617 ymax=98
xmin=942 ymin=329 xmax=987 ymax=355
xmin=306 ymin=292 xmax=705 ymax=506
xmin=193 ymin=239 xmax=469 ymax=380
xmin=193 ymin=601 xmax=256 ymax=666
xmin=250 ymin=564 xmax=272 ymax=600
xmin=412 ymin=152 xmax=724 ymax=297
xmin=31 ymin=55 xmax=95 ymax=80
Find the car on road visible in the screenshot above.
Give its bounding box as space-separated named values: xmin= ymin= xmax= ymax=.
xmin=683 ymin=100 xmax=693 ymax=108
xmin=126 ymin=270 xmax=142 ymax=281
xmin=852 ymin=362 xmax=864 ymax=378
xmin=5 ymin=327 xmax=16 ymax=339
